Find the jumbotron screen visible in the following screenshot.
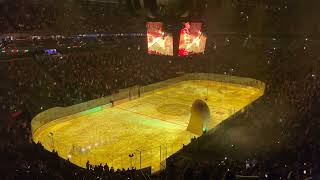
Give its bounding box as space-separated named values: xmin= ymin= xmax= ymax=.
xmin=178 ymin=22 xmax=207 ymax=56
xmin=147 ymin=22 xmax=173 ymax=56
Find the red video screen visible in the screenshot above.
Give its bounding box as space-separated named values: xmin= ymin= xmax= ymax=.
xmin=146 ymin=22 xmax=173 ymax=56
xmin=178 ymin=22 xmax=207 ymax=56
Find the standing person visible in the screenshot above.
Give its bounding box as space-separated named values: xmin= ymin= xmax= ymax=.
xmin=138 ymin=86 xmax=141 ymax=98
xmin=86 ymin=160 xmax=90 ymax=170
xmin=110 ymin=95 xmax=114 ymax=107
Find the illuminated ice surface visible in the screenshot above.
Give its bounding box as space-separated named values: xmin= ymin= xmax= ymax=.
xmin=33 ymin=80 xmax=264 ymax=172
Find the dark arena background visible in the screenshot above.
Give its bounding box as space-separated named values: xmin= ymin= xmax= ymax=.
xmin=1 ymin=0 xmax=320 ymax=179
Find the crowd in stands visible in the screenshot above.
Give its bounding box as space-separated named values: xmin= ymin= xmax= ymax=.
xmin=0 ymin=0 xmax=142 ymax=34
xmin=1 ymin=34 xmax=320 ymax=179
xmin=2 ymin=0 xmax=318 ymax=35
xmin=0 ymin=0 xmax=56 ymax=33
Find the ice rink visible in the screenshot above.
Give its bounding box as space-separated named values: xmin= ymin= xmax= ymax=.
xmin=33 ymin=80 xmax=264 ymax=172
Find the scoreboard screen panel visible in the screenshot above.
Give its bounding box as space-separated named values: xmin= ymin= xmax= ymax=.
xmin=178 ymin=22 xmax=207 ymax=56
xmin=147 ymin=22 xmax=173 ymax=56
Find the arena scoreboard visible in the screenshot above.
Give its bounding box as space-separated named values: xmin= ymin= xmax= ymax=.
xmin=146 ymin=22 xmax=206 ymax=56
xmin=178 ymin=22 xmax=207 ymax=56
xmin=146 ymin=22 xmax=173 ymax=56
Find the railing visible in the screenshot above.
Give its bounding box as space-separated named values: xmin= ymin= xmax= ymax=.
xmin=31 ymin=73 xmax=265 ymax=136
xmin=39 ymin=134 xmax=190 ymax=173
xmin=31 ymin=73 xmax=265 ymax=172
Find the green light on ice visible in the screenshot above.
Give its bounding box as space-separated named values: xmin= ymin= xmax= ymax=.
xmin=80 ymin=106 xmax=103 ymax=115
